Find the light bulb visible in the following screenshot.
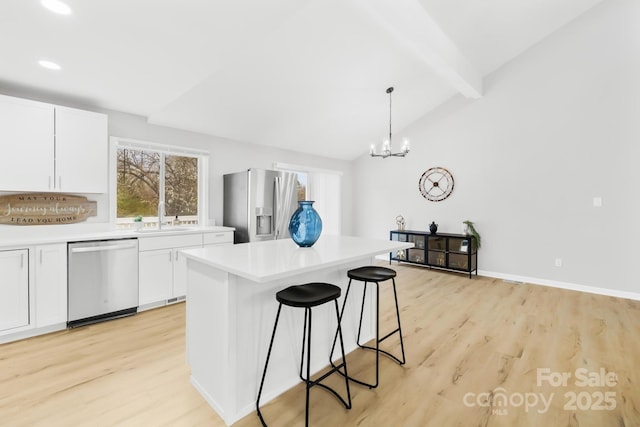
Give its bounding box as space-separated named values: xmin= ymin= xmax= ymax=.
xmin=41 ymin=0 xmax=72 ymax=15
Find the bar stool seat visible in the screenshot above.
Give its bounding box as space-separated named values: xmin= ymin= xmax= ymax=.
xmin=257 ymin=283 xmax=352 ymax=427
xmin=348 ymin=266 xmax=396 ymax=282
xmin=331 ymin=266 xmax=406 ymax=389
xmin=276 ymin=282 xmax=342 ymax=307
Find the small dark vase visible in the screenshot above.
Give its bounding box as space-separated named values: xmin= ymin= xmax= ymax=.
xmin=429 ymin=221 xmax=438 ymax=234
xmin=289 ymin=201 xmax=323 ymax=247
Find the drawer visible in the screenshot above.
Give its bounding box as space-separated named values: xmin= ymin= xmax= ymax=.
xmin=138 ymin=234 xmax=203 ymax=251
xmin=203 ymin=232 xmax=233 ymax=246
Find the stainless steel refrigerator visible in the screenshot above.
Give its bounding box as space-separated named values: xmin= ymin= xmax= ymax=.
xmin=223 ymin=168 xmax=299 ymax=243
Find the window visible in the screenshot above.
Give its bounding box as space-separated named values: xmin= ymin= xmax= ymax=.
xmin=111 ymin=138 xmax=208 ymax=228
xmin=274 ymin=163 xmax=342 ymax=235
xmin=295 ymin=172 xmax=307 ymax=201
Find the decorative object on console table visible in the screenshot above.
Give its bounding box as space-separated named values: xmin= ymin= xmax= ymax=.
xmin=396 ymin=214 xmax=405 ymax=231
xmin=429 ymin=221 xmax=438 ymax=234
xmin=0 ymin=193 xmax=97 ymax=225
xmin=389 ymin=229 xmax=478 ymax=278
xmin=289 ymin=200 xmax=323 ymax=247
xmin=462 ymin=220 xmax=482 ymax=251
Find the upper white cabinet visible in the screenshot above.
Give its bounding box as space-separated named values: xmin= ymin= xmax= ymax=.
xmin=0 ymin=94 xmax=54 ymax=192
xmin=55 ymin=106 xmax=108 ymax=193
xmin=0 ymin=94 xmax=108 ymax=193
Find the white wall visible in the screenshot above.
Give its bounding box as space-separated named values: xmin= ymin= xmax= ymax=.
xmin=353 ymin=0 xmax=640 ymax=295
xmin=106 ymin=110 xmax=354 ymax=231
xmin=0 ymin=96 xmax=355 ymax=237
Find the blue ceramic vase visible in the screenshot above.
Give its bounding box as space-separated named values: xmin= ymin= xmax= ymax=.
xmin=289 ymin=201 xmax=322 ymax=247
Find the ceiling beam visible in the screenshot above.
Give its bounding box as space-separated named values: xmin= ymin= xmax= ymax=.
xmin=353 ymin=0 xmax=483 ymax=99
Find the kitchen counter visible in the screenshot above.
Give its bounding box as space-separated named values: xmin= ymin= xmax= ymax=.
xmin=0 ymin=224 xmax=235 ymax=248
xmin=181 ymin=234 xmax=413 ymax=283
xmin=181 ymin=235 xmax=412 ymax=425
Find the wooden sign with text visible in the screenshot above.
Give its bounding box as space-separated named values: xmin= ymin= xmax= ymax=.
xmin=0 ymin=193 xmax=97 ymax=225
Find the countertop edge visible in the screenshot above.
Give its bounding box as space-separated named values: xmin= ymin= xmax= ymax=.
xmin=0 ymin=225 xmax=235 ymax=248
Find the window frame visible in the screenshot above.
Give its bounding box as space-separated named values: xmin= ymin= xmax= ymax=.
xmin=109 ymin=137 xmax=209 ymax=228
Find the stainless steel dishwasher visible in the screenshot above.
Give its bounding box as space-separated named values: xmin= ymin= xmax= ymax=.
xmin=67 ymin=238 xmax=139 ymax=327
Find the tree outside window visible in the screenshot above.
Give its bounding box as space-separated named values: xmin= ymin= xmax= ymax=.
xmin=117 ymin=148 xmax=198 ymax=226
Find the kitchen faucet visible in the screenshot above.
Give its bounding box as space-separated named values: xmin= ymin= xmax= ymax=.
xmin=158 ymin=200 xmax=166 ymax=229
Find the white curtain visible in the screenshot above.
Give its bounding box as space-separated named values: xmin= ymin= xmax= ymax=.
xmin=274 ymin=163 xmax=342 ymax=236
xmin=308 ymin=171 xmax=341 ymax=236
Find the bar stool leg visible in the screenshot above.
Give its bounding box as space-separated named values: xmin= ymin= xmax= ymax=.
xmin=354 ymin=281 xmax=380 ymax=388
xmin=333 ymin=299 xmax=352 ymax=410
xmin=256 ymin=304 xmax=283 ymax=427
xmin=305 ymin=308 xmax=312 ymax=427
xmin=299 ymin=308 xmax=309 ymax=382
xmin=358 ymin=279 xmax=405 ymax=366
xmin=329 ymin=279 xmax=352 ymax=366
xmin=391 ymin=278 xmax=406 ymax=365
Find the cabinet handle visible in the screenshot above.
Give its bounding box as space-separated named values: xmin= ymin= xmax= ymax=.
xmin=169 ymin=251 xmax=172 ymax=262
xmin=40 ymin=249 xmax=43 ymax=265
xmin=175 ymin=251 xmax=179 ymax=261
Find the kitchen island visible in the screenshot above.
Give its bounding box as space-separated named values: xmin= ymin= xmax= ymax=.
xmin=181 ymin=235 xmax=413 ymax=425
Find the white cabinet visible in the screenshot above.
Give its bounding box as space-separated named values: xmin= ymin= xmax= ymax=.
xmin=139 ymin=249 xmax=173 ymax=305
xmin=203 ymin=232 xmax=234 ymax=247
xmin=138 ymin=234 xmax=203 ymax=307
xmin=0 ymin=94 xmax=108 ymax=193
xmin=0 ymin=249 xmax=29 ymax=332
xmin=173 ymin=246 xmax=200 ymax=298
xmin=34 ymin=244 xmax=67 ymax=327
xmin=138 ymin=231 xmax=234 ymax=308
xmin=0 ymin=94 xmax=54 ymax=192
xmin=55 ymin=106 xmax=108 ymax=193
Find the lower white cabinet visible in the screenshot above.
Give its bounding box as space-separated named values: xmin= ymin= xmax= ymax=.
xmin=138 ymin=231 xmax=234 ymax=308
xmin=173 ymin=246 xmax=200 ymax=298
xmin=34 ymin=244 xmax=67 ymax=327
xmin=0 ymin=249 xmax=29 ymax=332
xmin=139 ymin=249 xmax=174 ymax=305
xmin=138 ymin=234 xmax=203 ymax=307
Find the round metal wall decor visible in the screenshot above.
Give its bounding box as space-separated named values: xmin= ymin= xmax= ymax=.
xmin=419 ymin=167 xmax=454 ymax=202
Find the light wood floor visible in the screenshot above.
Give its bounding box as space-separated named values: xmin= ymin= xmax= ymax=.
xmin=1 ymin=264 xmax=639 ymax=426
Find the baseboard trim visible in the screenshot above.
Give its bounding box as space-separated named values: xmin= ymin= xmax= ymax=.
xmin=478 ymin=269 xmax=640 ymax=302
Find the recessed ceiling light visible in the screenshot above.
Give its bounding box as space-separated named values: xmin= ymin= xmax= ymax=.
xmin=38 ymin=60 xmax=62 ymax=71
xmin=41 ymin=0 xmax=72 ymax=15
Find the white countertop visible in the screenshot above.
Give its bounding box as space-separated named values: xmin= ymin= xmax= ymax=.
xmin=181 ymin=234 xmax=413 ymax=283
xmin=0 ymin=224 xmax=235 ymax=247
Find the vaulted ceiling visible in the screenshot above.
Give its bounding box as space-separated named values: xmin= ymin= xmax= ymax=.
xmin=0 ymin=0 xmax=604 ymax=160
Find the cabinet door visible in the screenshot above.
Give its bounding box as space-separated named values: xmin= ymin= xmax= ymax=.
xmin=35 ymin=244 xmax=68 ymax=327
xmin=173 ymin=246 xmax=201 ymax=298
xmin=139 ymin=249 xmax=173 ymax=305
xmin=0 ymin=249 xmax=29 ymax=332
xmin=55 ymin=106 xmax=108 ymax=193
xmin=0 ymin=94 xmax=54 ymax=191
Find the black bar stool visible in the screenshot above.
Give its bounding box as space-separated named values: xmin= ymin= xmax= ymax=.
xmin=331 ymin=266 xmax=405 ymax=388
xmin=256 ymin=282 xmax=352 ymax=427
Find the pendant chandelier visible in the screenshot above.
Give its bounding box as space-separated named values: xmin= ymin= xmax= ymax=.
xmin=369 ymin=86 xmax=410 ymax=158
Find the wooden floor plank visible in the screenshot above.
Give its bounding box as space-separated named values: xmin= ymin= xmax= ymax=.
xmin=1 ymin=263 xmax=639 ymax=426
